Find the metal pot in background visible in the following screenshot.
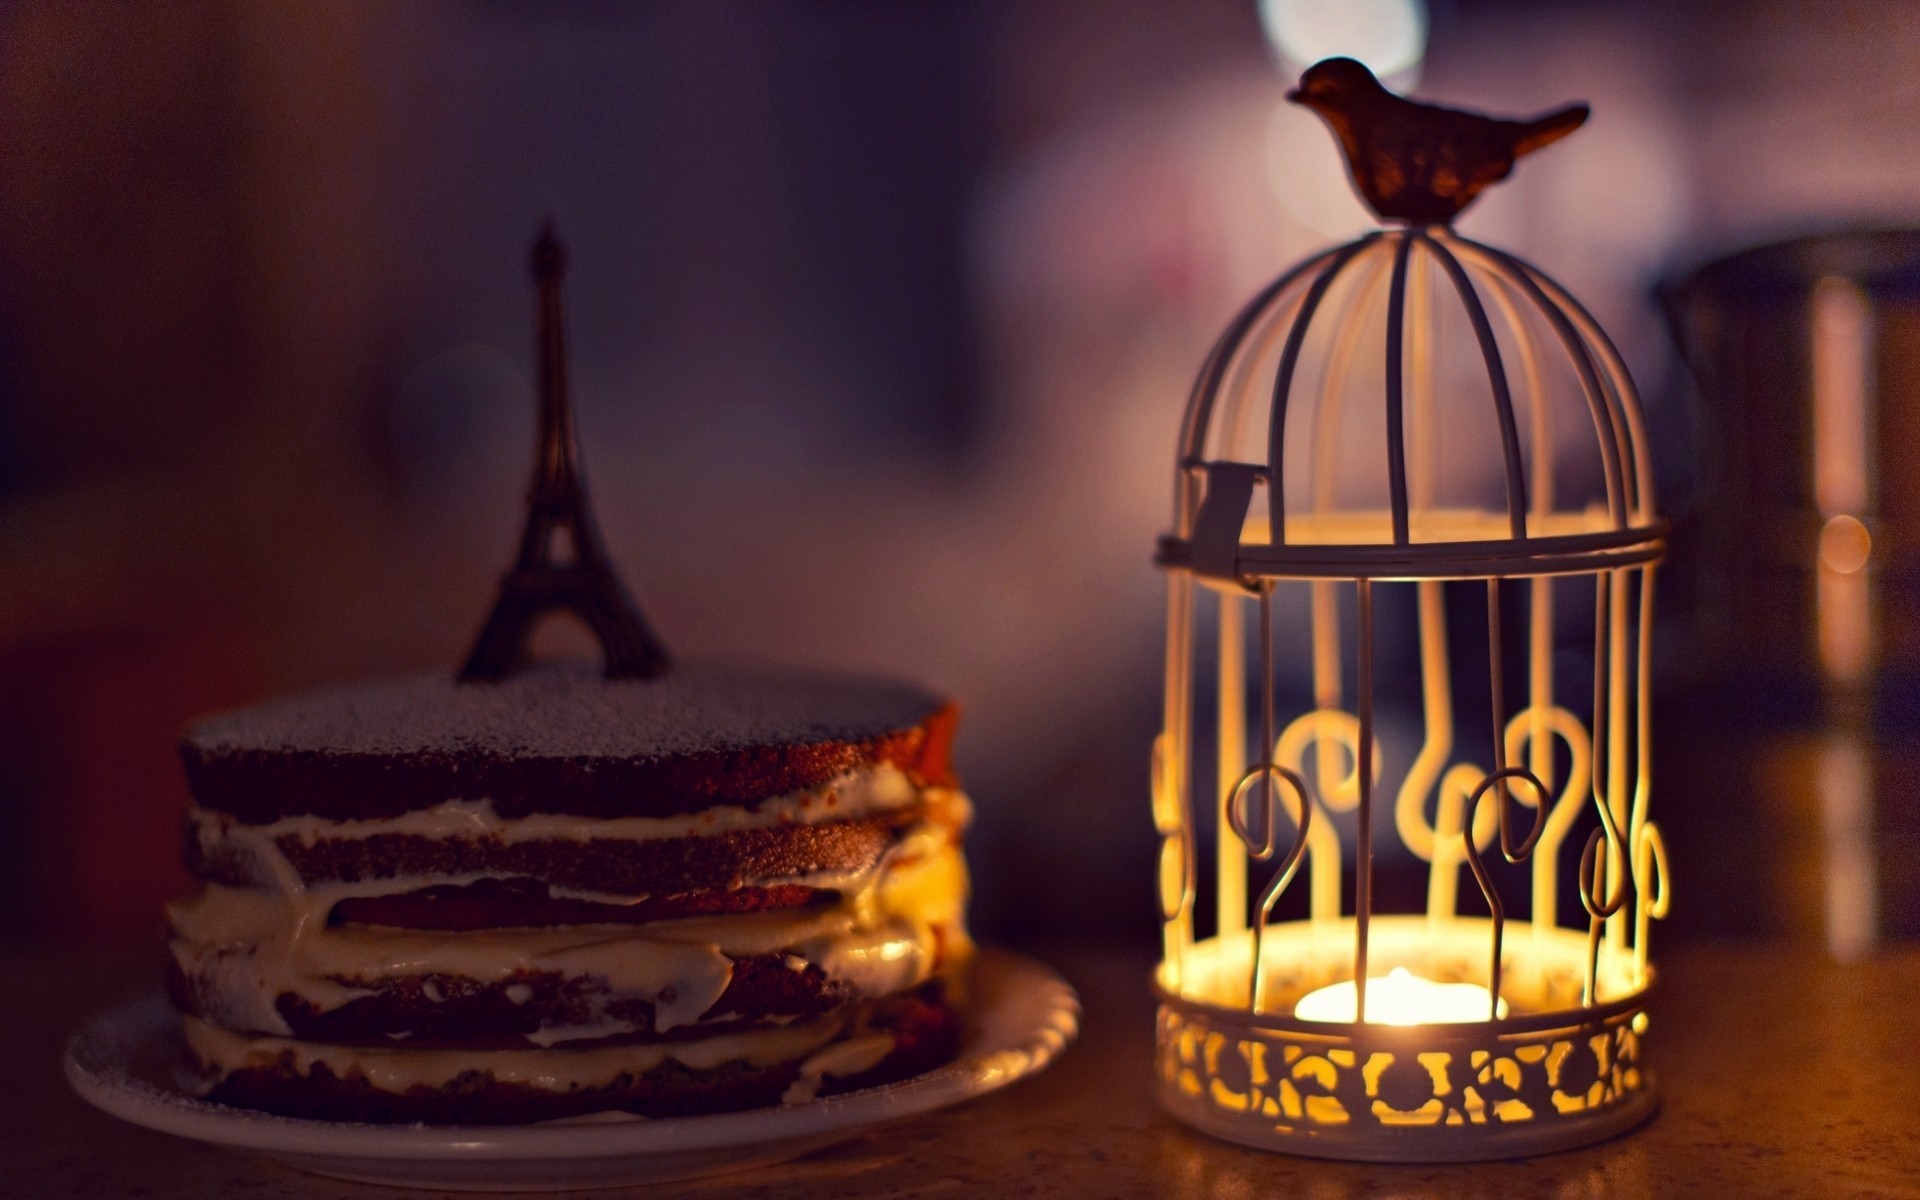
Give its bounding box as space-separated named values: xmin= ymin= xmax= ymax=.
xmin=1661 ymin=230 xmax=1920 ymax=952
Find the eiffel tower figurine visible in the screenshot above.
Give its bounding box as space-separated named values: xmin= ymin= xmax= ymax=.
xmin=459 ymin=225 xmax=672 ymax=683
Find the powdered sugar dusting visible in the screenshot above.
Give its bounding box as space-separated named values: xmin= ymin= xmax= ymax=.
xmin=185 ymin=661 xmax=946 ymax=760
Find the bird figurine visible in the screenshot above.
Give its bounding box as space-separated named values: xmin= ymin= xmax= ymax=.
xmin=1287 ymin=57 xmax=1589 ymax=225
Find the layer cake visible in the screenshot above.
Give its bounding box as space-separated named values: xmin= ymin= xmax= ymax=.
xmin=167 ymin=661 xmax=970 ymax=1123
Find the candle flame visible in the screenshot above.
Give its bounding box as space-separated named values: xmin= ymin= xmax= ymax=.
xmin=1293 ymin=966 xmax=1506 ymax=1024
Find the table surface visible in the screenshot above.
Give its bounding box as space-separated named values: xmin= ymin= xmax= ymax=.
xmin=11 ymin=941 xmax=1920 ymax=1199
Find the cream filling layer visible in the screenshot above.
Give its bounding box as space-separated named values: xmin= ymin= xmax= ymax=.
xmin=191 ymin=763 xmax=930 ymax=854
xmin=190 ymin=776 xmax=971 ymax=914
xmin=169 ymin=832 xmax=971 ymax=1041
xmin=183 ymin=1010 xmax=860 ymax=1095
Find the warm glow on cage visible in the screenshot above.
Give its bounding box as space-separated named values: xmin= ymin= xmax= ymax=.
xmin=1150 ymin=225 xmax=1668 ymax=1162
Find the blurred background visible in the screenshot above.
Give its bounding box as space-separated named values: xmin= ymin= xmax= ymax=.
xmin=2 ymin=0 xmax=1917 ymax=955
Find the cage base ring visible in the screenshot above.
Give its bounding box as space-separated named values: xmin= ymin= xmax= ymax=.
xmin=1155 ymin=1058 xmax=1658 ymax=1162
xmin=1152 ymin=920 xmax=1658 ymax=1162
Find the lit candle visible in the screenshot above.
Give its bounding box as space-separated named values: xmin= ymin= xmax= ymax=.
xmin=1293 ymin=967 xmax=1507 ymax=1024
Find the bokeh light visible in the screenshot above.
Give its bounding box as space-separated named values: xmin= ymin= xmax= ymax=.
xmin=1257 ymin=0 xmax=1429 ymax=86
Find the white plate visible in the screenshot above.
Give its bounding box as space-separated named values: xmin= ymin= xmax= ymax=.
xmin=66 ymin=948 xmax=1078 ymax=1192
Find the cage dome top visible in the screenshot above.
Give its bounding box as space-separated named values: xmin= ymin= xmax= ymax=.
xmin=1159 ymin=63 xmax=1662 ymax=585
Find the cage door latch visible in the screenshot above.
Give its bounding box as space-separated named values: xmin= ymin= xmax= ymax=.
xmin=1189 ymin=462 xmax=1261 ymax=583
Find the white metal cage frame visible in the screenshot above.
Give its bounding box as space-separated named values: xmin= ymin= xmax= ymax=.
xmin=1150 ymin=225 xmax=1670 ymax=1161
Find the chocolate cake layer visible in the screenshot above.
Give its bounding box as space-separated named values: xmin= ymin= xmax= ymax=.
xmin=190 ymin=811 xmax=920 ymax=904
xmin=190 ymin=987 xmax=961 ymax=1124
xmin=326 ymin=879 xmax=835 ymax=931
xmin=182 ymin=662 xmax=959 ymax=821
xmin=204 ymin=1051 xmax=805 ymax=1125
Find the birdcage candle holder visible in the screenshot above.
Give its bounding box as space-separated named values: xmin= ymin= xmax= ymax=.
xmin=1149 ymin=71 xmax=1669 ymax=1162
